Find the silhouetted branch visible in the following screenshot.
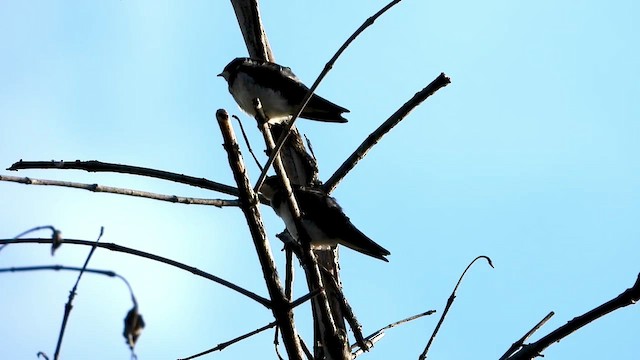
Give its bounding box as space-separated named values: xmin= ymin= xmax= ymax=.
xmin=324 ymin=72 xmax=451 ymax=193
xmin=253 ymin=0 xmax=406 ymax=192
xmin=352 ymin=310 xmax=436 ymax=358
xmin=254 ymin=101 xmax=347 ymax=359
xmin=322 ymin=268 xmax=368 ymax=352
xmin=501 ymin=273 xmax=640 ymax=360
xmin=0 ymin=175 xmax=239 ymax=207
xmin=499 ymin=312 xmax=554 ymax=360
xmin=0 ymin=237 xmax=271 ymax=308
xmin=179 ymin=321 xmax=277 ymax=360
xmin=7 ymin=160 xmax=243 ymax=198
xmin=217 ymin=108 xmax=304 ymax=360
xmin=419 ymin=256 xmax=494 ymax=360
xmin=233 ymin=114 xmax=264 ymax=171
xmin=0 ymin=225 xmax=60 ymax=253
xmin=53 ymin=227 xmax=104 ymax=360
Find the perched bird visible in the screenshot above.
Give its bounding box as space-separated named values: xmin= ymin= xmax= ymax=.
xmin=218 ymin=57 xmax=349 ymax=123
xmin=260 ymin=176 xmax=390 ymax=262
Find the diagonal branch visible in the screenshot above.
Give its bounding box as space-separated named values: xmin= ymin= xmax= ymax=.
xmin=352 ymin=310 xmax=436 ymax=358
xmin=0 ymin=175 xmax=239 ymax=207
xmin=0 ymin=237 xmax=271 ymax=308
xmin=324 ymin=72 xmax=451 ymax=193
xmin=499 ymin=312 xmax=554 ymax=360
xmin=254 ymin=100 xmax=348 ymax=359
xmin=502 ymin=273 xmax=640 ymax=360
xmin=178 ymin=321 xmax=277 ymax=360
xmin=53 ymin=227 xmax=104 ymax=360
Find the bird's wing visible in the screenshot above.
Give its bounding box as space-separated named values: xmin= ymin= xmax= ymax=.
xmin=240 ymin=61 xmax=349 ymax=123
xmin=295 ymin=187 xmax=390 ymax=261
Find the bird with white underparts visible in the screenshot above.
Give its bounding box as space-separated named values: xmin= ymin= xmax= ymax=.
xmin=260 ymin=176 xmax=390 ymax=262
xmin=218 ymin=57 xmax=349 ymax=124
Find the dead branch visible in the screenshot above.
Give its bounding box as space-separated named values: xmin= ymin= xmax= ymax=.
xmin=53 ymin=227 xmax=104 ymax=360
xmin=502 ymin=273 xmax=640 ymax=360
xmin=0 ymin=174 xmax=239 ymax=207
xmin=179 ymin=321 xmax=277 ymax=360
xmin=254 ymin=100 xmax=348 ymax=359
xmin=499 ymin=312 xmax=554 ymax=360
xmin=230 ymin=0 xmax=274 ymax=62
xmin=419 ymin=256 xmax=494 ymax=360
xmin=216 ymin=109 xmax=304 ymax=360
xmin=7 ymin=160 xmax=243 ymax=198
xmin=352 ymin=310 xmax=436 ymax=358
xmin=0 ymin=237 xmax=271 ymax=308
xmin=321 ymin=267 xmax=368 ymax=352
xmin=324 ymin=72 xmax=451 ymax=193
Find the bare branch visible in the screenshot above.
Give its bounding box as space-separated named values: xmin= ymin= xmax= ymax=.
xmin=216 ymin=109 xmax=304 ymax=360
xmin=0 ymin=237 xmax=271 ymax=308
xmin=233 ymin=114 xmax=264 ymax=171
xmin=499 ymin=312 xmax=555 ymax=360
xmin=53 ymin=227 xmax=104 ymax=360
xmin=229 ymin=0 xmax=274 ymax=61
xmin=503 ymin=273 xmax=640 ymax=360
xmin=322 ymin=268 xmax=368 ymax=352
xmin=254 ymin=101 xmax=348 ymax=359
xmin=7 ymin=160 xmax=242 ymax=198
xmin=253 ymin=0 xmax=406 ymax=192
xmin=0 ymin=175 xmax=239 ymax=207
xmin=352 ymin=310 xmax=436 ymax=358
xmin=178 ymin=321 xmax=277 ymax=360
xmin=419 ymin=256 xmax=494 ymax=360
xmin=324 ymin=72 xmax=451 ymax=193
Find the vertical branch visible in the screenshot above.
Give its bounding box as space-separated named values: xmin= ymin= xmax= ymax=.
xmin=216 ymin=109 xmax=303 ymax=360
xmin=254 ymin=101 xmax=349 ymax=360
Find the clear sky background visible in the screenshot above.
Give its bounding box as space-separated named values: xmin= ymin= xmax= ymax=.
xmin=1 ymin=1 xmax=638 ymax=359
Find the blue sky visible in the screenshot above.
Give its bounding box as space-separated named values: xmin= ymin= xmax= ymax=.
xmin=1 ymin=1 xmax=638 ymax=359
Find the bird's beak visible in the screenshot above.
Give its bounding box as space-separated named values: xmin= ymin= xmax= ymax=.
xmin=216 ymin=73 xmax=222 ymax=77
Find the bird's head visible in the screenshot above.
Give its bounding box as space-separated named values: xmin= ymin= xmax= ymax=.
xmin=218 ymin=57 xmax=251 ymax=82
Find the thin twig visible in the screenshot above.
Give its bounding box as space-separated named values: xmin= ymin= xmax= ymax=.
xmin=0 ymin=225 xmax=59 ymax=252
xmin=324 ymin=72 xmax=451 ymax=193
xmin=253 ymin=0 xmax=406 ymax=192
xmin=419 ymin=256 xmax=494 ymax=360
xmin=53 ymin=227 xmax=104 ymax=360
xmin=178 ymin=322 xmax=277 ymax=360
xmin=503 ymin=273 xmax=640 ymax=360
xmin=0 ymin=264 xmax=138 ymax=300
xmin=303 ymin=134 xmax=317 ymax=162
xmin=352 ymin=310 xmax=436 ymax=358
xmin=0 ymin=237 xmax=271 ymax=308
xmin=290 ymin=288 xmax=323 ymax=309
xmin=499 ymin=312 xmax=555 ymax=360
xmin=321 ymin=267 xmax=368 ymax=352
xmin=7 ymin=160 xmax=242 ymax=197
xmin=298 ymin=335 xmax=313 ymax=360
xmin=0 ymin=175 xmax=240 ymax=207
xmin=233 ymin=114 xmax=264 ymax=171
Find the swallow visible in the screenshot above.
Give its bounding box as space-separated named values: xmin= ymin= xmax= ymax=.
xmin=260 ymin=176 xmax=390 ymax=262
xmin=218 ymin=57 xmax=349 ymax=124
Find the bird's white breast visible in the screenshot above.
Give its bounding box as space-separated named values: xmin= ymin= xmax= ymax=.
xmin=231 ymin=73 xmax=293 ymax=123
